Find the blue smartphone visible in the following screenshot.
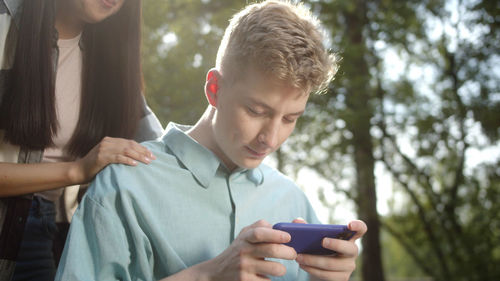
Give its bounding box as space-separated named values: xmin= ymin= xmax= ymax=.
xmin=272 ymin=223 xmax=356 ymax=255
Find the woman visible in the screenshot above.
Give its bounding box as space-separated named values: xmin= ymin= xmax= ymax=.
xmin=0 ymin=0 xmax=164 ymax=279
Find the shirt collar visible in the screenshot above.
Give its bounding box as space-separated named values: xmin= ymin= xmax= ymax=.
xmin=162 ymin=123 xmax=264 ymax=188
xmin=4 ymin=0 xmax=22 ymax=26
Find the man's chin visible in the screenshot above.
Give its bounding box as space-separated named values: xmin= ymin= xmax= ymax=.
xmin=239 ymin=158 xmax=264 ymax=170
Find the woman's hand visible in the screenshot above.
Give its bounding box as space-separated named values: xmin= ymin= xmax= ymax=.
xmin=71 ymin=136 xmax=156 ymax=183
xmin=0 ymin=137 xmax=155 ymax=196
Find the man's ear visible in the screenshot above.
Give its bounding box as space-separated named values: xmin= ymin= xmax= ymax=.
xmin=205 ymin=69 xmax=220 ymax=107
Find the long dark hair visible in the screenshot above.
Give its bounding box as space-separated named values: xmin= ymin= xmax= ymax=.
xmin=0 ymin=0 xmax=144 ymax=158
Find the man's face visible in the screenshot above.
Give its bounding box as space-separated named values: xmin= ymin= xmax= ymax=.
xmin=209 ymin=69 xmax=309 ymax=171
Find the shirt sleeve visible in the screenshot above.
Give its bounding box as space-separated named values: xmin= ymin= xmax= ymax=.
xmin=133 ymin=96 xmax=164 ymax=143
xmin=55 ymin=168 xmax=154 ymax=281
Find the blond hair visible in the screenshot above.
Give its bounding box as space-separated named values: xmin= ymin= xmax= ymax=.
xmin=216 ymin=0 xmax=338 ymax=94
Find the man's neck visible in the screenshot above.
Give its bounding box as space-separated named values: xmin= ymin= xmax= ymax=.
xmin=186 ymin=107 xmax=213 ymax=146
xmin=187 ymin=107 xmax=237 ymax=172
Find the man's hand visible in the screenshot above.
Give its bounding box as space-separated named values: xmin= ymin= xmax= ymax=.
xmin=200 ymin=220 xmax=297 ymax=281
xmin=294 ymin=219 xmax=367 ymax=281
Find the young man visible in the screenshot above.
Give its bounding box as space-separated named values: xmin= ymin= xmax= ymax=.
xmin=56 ymin=1 xmax=367 ymax=280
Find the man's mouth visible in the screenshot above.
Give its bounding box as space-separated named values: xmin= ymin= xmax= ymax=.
xmin=245 ymin=146 xmax=267 ymax=158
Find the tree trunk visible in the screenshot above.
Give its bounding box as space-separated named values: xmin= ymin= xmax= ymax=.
xmin=343 ymin=1 xmax=385 ymax=280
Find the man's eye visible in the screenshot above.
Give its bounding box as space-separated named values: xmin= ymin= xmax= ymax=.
xmin=248 ymin=107 xmax=263 ymax=115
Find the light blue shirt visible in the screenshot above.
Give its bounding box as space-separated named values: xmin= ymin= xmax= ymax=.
xmin=56 ymin=123 xmax=320 ymax=281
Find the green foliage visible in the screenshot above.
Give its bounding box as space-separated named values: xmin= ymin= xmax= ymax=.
xmin=380 ymin=228 xmax=426 ymax=278
xmin=283 ymin=0 xmax=500 ymax=280
xmin=140 ymin=0 xmax=499 ymax=280
xmin=142 ymin=0 xmax=245 ymax=125
xmin=378 ymin=1 xmax=500 ymax=278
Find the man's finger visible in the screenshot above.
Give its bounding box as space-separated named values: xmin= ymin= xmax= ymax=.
xmin=254 ymin=259 xmax=288 ymax=277
xmin=321 ymin=238 xmax=359 ymax=257
xmin=296 ymin=253 xmax=356 ymax=271
xmin=244 ymin=227 xmax=291 ymax=244
xmin=347 ymin=220 xmax=367 ymax=241
xmin=291 ymin=218 xmax=307 ymax=224
xmin=252 ymin=243 xmax=297 ymax=260
xmin=299 ymin=263 xmax=351 ymax=281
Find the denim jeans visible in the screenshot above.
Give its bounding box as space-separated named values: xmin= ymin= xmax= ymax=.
xmin=12 ymin=196 xmax=57 ymax=281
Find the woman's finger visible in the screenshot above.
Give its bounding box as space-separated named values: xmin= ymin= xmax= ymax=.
xmin=113 ymin=154 xmax=138 ymax=166
xmin=101 ymin=138 xmax=155 ymax=165
xmin=120 ymin=145 xmax=151 ymax=164
xmin=124 ymin=139 xmax=156 ymax=160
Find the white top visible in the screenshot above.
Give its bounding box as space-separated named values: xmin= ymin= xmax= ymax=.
xmin=37 ymin=33 xmax=83 ymax=202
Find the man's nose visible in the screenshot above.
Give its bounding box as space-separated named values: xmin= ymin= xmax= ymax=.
xmin=257 ymin=121 xmax=280 ymax=148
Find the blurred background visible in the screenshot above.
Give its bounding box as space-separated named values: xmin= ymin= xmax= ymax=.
xmin=140 ymin=0 xmax=500 ymax=280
